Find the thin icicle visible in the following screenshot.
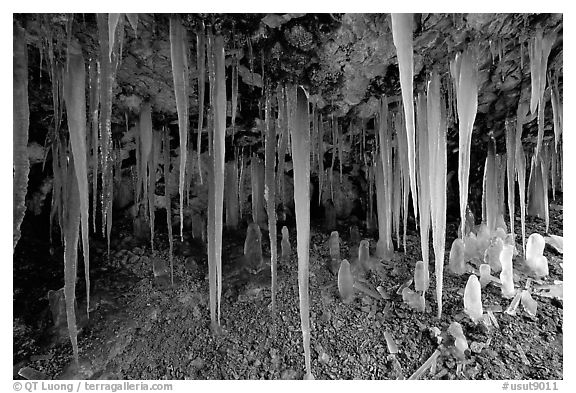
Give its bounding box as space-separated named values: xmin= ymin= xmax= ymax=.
xmin=63 ymin=39 xmax=91 ymax=317
xmin=148 ymin=131 xmax=160 ymax=251
xmin=163 ymin=129 xmax=174 ymax=284
xmin=451 ymin=48 xmax=478 ymax=239
xmin=505 ymin=120 xmax=516 ymax=235
xmin=63 ymin=155 xmax=80 ymax=364
xmin=231 ymin=44 xmax=239 ymax=138
xmin=169 ymin=16 xmax=190 ymax=241
xmin=276 ymin=85 xmax=289 ymax=206
xmin=289 ymin=86 xmax=314 ymax=380
xmin=550 ymin=72 xmax=562 ymax=151
xmin=541 ymin=144 xmax=551 ymax=233
xmin=196 ymin=23 xmax=205 ymax=184
xmin=516 ymin=102 xmax=529 ymax=255
xmin=427 ymin=72 xmax=447 ymax=319
xmin=391 ymin=13 xmax=418 ymax=222
xmin=416 ymin=92 xmax=430 ymax=279
xmin=264 ymin=87 xmax=278 ymax=319
xmin=88 ymin=60 xmax=100 ymax=233
xmin=376 ymin=96 xmax=393 ymax=259
xmin=108 ymin=14 xmax=121 ymax=61
xmin=13 ymin=23 xmax=30 ymax=251
xmin=212 ymin=35 xmax=226 ymax=325
xmin=318 ymin=114 xmax=325 ymax=205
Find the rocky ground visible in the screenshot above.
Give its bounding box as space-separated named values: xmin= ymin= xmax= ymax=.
xmin=13 ymin=198 xmax=563 ymax=380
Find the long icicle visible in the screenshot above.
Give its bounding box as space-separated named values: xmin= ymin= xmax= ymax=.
xmin=212 ymin=35 xmax=226 ymax=325
xmin=139 ymin=102 xmax=153 ymax=233
xmin=63 ymin=39 xmax=91 ymax=317
xmin=231 ymin=42 xmax=239 ymax=139
xmin=169 ymin=16 xmax=189 ymax=242
xmin=264 ymin=86 xmax=278 ymax=320
xmin=289 ymin=86 xmax=314 ymax=379
xmin=451 ymin=48 xmax=478 ymax=239
xmin=376 ymin=96 xmax=393 ymax=259
xmin=13 ymin=23 xmax=30 ymax=251
xmin=515 ymin=102 xmax=529 ymax=255
xmin=276 ymin=85 xmax=289 ymax=205
xmin=416 ymin=92 xmax=430 ymax=280
xmin=427 ymin=72 xmax=447 ymax=319
xmin=318 ymin=113 xmax=325 ymax=205
xmin=148 ymin=131 xmax=160 ymax=251
xmin=196 ymin=22 xmax=205 ymax=184
xmin=163 ymin=128 xmax=174 ymax=284
xmin=505 ymin=119 xmax=516 ymax=235
xmin=391 ymin=13 xmax=418 ymax=222
xmin=63 ymin=153 xmax=80 ymax=364
xmin=89 ymin=59 xmax=100 ymax=234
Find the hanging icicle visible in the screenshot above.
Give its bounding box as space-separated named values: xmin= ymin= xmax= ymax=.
xmin=264 ymin=86 xmax=278 ymax=319
xmin=88 ymin=59 xmax=100 ymax=233
xmin=416 ymin=92 xmax=430 ymax=283
xmin=163 ymin=129 xmax=174 ymax=284
xmin=516 ymin=102 xmax=529 ymax=255
xmin=63 ymin=39 xmax=91 ymax=317
xmin=450 ymin=47 xmax=478 ymax=239
xmin=169 ymin=16 xmax=190 ymax=242
xmin=505 ymin=120 xmax=516 ymax=235
xmin=13 ymin=23 xmax=30 ymax=251
xmin=427 ymin=71 xmax=447 ymax=319
xmin=391 ymin=13 xmax=419 ymax=222
xmin=196 ymin=22 xmax=206 ymax=185
xmin=376 ymin=96 xmax=393 ymax=259
xmin=289 ymin=85 xmax=314 ymax=380
xmin=318 ymin=113 xmax=325 ymax=204
xmin=276 ymin=85 xmax=289 ymax=206
xmin=63 ymin=154 xmax=81 ymax=364
xmin=549 ymin=72 xmax=562 ymax=151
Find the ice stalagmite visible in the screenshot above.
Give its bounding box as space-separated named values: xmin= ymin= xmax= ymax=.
xmin=196 ymin=23 xmax=205 ymax=184
xmin=163 ymin=130 xmax=174 ymax=284
xmin=169 ymin=16 xmax=189 ymax=241
xmin=505 ymin=120 xmax=516 ymax=234
xmin=212 ymin=35 xmax=226 ymax=324
xmin=391 ymin=13 xmax=418 ymax=222
xmin=63 ymin=39 xmax=91 ymax=317
xmin=264 ymin=87 xmax=278 ymax=316
xmin=13 ymin=23 xmax=29 ymax=251
xmin=416 ymin=92 xmax=430 ymax=280
xmin=427 ymin=72 xmax=447 ymax=318
xmin=289 ymin=85 xmax=314 ymax=380
xmin=376 ymin=96 xmax=393 ymax=259
xmin=451 ymin=48 xmax=478 ymax=239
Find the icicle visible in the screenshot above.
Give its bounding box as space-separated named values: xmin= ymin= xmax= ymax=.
xmin=108 ymin=14 xmax=121 ymax=61
xmin=376 ymin=96 xmax=393 ymax=259
xmin=416 ymin=92 xmax=430 ymax=279
xmin=148 ymin=131 xmax=160 ymax=251
xmin=550 ymin=72 xmax=562 ymax=151
xmin=63 ymin=155 xmax=80 ymax=364
xmin=289 ymin=85 xmax=314 ymax=380
xmin=551 ymin=143 xmax=557 ymax=200
xmin=251 ymin=155 xmax=266 ymax=225
xmin=393 ymin=137 xmax=401 ymax=247
xmin=330 ymin=116 xmax=337 ymax=190
xmin=163 ymin=129 xmax=174 ymax=284
xmin=96 ymin=14 xmax=114 ymax=242
xmin=484 ymin=143 xmax=499 ymax=233
xmin=541 ymin=145 xmax=551 ymax=233
xmin=63 ymin=39 xmax=91 ymax=317
xmin=427 ymin=72 xmax=447 ymax=318
xmin=276 ymin=85 xmax=289 ymax=206
xmin=125 ymin=13 xmax=139 ymax=36
xmin=211 ymin=35 xmax=226 ymax=325
xmin=396 ymin=111 xmax=410 ymax=252
xmin=264 ymin=86 xmax=278 ymax=318
xmin=391 ymin=13 xmax=418 ymax=222
xmin=13 ymin=23 xmax=30 ymax=251
xmin=196 ymin=23 xmax=205 ymax=185
xmin=451 ymin=48 xmax=478 ymax=239
xmin=169 ymin=16 xmax=190 ymax=242
xmin=206 ymin=30 xmax=215 ymax=156
xmin=231 ymin=44 xmax=239 ymax=138
xmin=516 ymin=102 xmax=529 ymax=255
xmin=139 ymin=103 xmax=153 ymax=223
xmin=238 ymin=149 xmax=245 ymax=219
xmin=505 ymin=120 xmax=516 ymax=235
xmin=338 ymin=121 xmax=344 ymax=183
xmin=88 ymin=60 xmax=100 ymax=233
xmin=318 ymin=114 xmax=325 ymax=205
